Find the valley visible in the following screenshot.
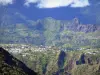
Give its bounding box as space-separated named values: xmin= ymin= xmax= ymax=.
xmin=0 ymin=1 xmax=100 ymax=75
xmin=0 ymin=17 xmax=100 ymax=75
xmin=0 ymin=44 xmax=100 ymax=75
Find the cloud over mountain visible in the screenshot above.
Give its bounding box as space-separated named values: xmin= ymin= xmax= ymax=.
xmin=0 ymin=0 xmax=13 ymax=5
xmin=24 ymin=0 xmax=90 ymax=8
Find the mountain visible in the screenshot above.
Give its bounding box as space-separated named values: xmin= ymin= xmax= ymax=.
xmin=0 ymin=6 xmax=100 ymax=49
xmin=0 ymin=13 xmax=100 ymax=50
xmin=0 ymin=47 xmax=37 ymax=75
xmin=1 ymin=44 xmax=100 ymax=75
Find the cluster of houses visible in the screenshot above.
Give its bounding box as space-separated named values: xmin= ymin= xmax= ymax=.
xmin=0 ymin=44 xmax=60 ymax=54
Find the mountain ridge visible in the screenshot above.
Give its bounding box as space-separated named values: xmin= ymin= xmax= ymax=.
xmin=0 ymin=16 xmax=100 ymax=49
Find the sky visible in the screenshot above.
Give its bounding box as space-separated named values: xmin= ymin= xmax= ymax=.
xmin=0 ymin=0 xmax=100 ymax=24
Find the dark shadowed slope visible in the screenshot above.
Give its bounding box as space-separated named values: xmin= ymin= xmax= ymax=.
xmin=0 ymin=47 xmax=37 ymax=75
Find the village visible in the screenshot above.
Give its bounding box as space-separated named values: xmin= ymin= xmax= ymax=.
xmin=0 ymin=44 xmax=60 ymax=54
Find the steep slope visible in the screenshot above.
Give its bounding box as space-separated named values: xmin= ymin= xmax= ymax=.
xmin=0 ymin=47 xmax=37 ymax=75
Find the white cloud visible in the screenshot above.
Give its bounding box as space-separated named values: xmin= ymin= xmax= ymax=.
xmin=24 ymin=0 xmax=39 ymax=7
xmin=0 ymin=0 xmax=13 ymax=5
xmin=71 ymin=0 xmax=90 ymax=7
xmin=24 ymin=0 xmax=90 ymax=8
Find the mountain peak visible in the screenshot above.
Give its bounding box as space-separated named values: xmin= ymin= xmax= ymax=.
xmin=73 ymin=17 xmax=80 ymax=25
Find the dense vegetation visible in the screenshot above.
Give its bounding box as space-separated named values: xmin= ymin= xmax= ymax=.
xmin=1 ymin=44 xmax=100 ymax=75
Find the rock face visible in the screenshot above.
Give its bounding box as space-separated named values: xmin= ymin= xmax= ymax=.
xmin=76 ymin=52 xmax=100 ymax=65
xmin=0 ymin=47 xmax=37 ymax=75
xmin=76 ymin=54 xmax=86 ymax=65
xmin=63 ymin=18 xmax=98 ymax=32
xmin=57 ymin=51 xmax=66 ymax=68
